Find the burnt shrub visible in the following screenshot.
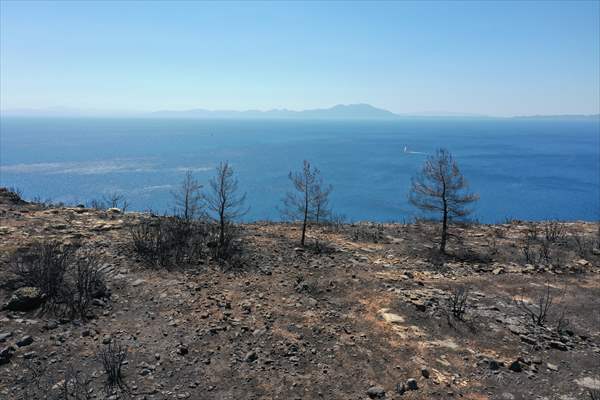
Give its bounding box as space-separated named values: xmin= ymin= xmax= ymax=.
xmin=349 ymin=223 xmax=385 ymax=243
xmin=207 ymin=222 xmax=246 ymax=269
xmin=99 ymin=340 xmax=128 ymax=393
xmin=10 ymin=242 xmax=107 ymax=320
xmin=448 ymin=286 xmax=470 ymax=320
xmin=11 ymin=241 xmax=75 ymax=302
xmin=130 ymin=215 xmax=209 ymax=268
xmin=514 ymin=282 xmax=556 ymax=327
xmin=61 ymin=252 xmax=108 ymax=320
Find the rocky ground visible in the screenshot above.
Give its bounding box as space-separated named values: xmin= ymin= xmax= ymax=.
xmin=0 ymin=188 xmax=599 ymax=400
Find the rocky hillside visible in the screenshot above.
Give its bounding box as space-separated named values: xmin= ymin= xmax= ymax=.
xmin=0 ymin=188 xmax=599 ymax=400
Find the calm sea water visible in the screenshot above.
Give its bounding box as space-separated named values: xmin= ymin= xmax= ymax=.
xmin=0 ymin=117 xmax=598 ymax=223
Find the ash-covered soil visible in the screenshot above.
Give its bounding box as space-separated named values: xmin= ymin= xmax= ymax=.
xmin=0 ymin=189 xmax=599 ymax=400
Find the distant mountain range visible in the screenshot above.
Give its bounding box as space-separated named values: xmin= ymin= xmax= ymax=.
xmin=1 ymin=104 xmax=598 ymax=120
xmin=150 ymin=104 xmax=399 ymax=119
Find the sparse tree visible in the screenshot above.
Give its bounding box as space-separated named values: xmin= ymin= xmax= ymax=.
xmin=204 ymin=161 xmax=248 ymax=249
xmin=282 ymin=160 xmax=332 ymax=246
xmin=172 ymin=170 xmax=203 ymax=221
xmin=103 ymin=192 xmax=129 ymax=212
xmin=409 ymin=148 xmax=478 ymax=253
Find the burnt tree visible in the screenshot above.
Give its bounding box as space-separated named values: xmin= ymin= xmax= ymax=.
xmin=409 ymin=148 xmax=478 ymax=253
xmin=282 ymin=160 xmax=332 ymax=246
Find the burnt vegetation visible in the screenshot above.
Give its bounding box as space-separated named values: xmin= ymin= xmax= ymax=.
xmin=9 ymin=241 xmax=108 ymax=320
xmin=1 ymin=151 xmax=599 ymax=400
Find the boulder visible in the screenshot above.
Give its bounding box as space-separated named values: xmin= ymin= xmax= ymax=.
xmin=366 ymin=386 xmax=386 ymax=398
xmin=4 ymin=287 xmax=45 ymax=311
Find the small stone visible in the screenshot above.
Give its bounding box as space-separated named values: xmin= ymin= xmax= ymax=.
xmin=520 ymin=335 xmax=537 ymax=345
xmin=395 ymin=383 xmax=406 ymax=395
xmin=16 ymin=336 xmax=34 ymax=347
xmin=509 ymin=360 xmax=522 ymax=372
xmin=547 ymin=363 xmax=559 ymax=372
xmin=244 ymin=350 xmax=258 ymax=363
xmin=366 ymin=385 xmax=386 ymax=398
xmin=0 ymin=332 xmax=12 ymax=343
xmin=45 ymin=320 xmax=59 ymax=330
xmin=102 ymin=335 xmax=112 ymax=344
xmin=549 ymin=341 xmax=568 ymax=351
xmin=0 ymin=346 xmax=15 ymax=365
xmin=406 ymin=378 xmax=418 ymax=391
xmin=177 ymin=345 xmax=188 ymax=355
xmin=488 ymin=359 xmax=501 ymax=370
xmin=132 ymin=279 xmax=145 ymax=287
xmin=23 ymin=351 xmax=37 ymax=359
xmin=421 ymin=367 xmax=430 ymax=378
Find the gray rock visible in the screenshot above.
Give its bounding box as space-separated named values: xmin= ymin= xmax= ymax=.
xmin=0 ymin=346 xmax=15 ymax=365
xmin=488 ymin=359 xmax=501 ymax=370
xmin=45 ymin=320 xmax=59 ymax=330
xmin=549 ymin=341 xmax=568 ymax=351
xmin=244 ymin=350 xmax=258 ymax=363
xmin=395 ymin=383 xmax=406 ymax=395
xmin=4 ymin=287 xmax=45 ymax=311
xmin=16 ymin=335 xmax=34 ymax=347
xmin=406 ymin=378 xmax=418 ymax=391
xmin=509 ymin=360 xmax=522 ymax=372
xmin=367 ymin=385 xmax=385 ymax=398
xmin=547 ymin=362 xmax=559 ymax=372
xmin=520 ymin=335 xmax=537 ymax=345
xmin=0 ymin=332 xmax=12 ymax=342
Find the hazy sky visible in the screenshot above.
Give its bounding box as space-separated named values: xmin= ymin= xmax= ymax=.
xmin=1 ymin=1 xmax=599 ymax=116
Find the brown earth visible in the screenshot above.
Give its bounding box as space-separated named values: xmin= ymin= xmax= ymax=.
xmin=0 ymin=188 xmax=599 ymax=400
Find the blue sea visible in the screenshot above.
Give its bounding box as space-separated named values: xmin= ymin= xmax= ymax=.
xmin=0 ymin=117 xmax=598 ymax=223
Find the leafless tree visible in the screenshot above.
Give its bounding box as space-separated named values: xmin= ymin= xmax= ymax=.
xmin=171 ymin=170 xmax=203 ymax=221
xmin=204 ymin=161 xmax=248 ymax=250
xmin=103 ymin=192 xmax=129 ymax=212
xmin=282 ymin=160 xmax=332 ymax=246
xmin=409 ymin=148 xmax=478 ymax=253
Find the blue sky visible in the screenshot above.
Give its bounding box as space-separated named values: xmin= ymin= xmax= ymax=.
xmin=1 ymin=1 xmax=599 ymax=116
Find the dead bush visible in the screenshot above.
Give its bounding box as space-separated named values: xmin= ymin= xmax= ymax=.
xmin=19 ymin=361 xmax=92 ymax=400
xmin=61 ymin=252 xmax=108 ymax=320
xmin=99 ymin=340 xmax=128 ymax=394
xmin=61 ymin=366 xmax=93 ymax=400
xmin=207 ymin=222 xmax=246 ymax=269
xmin=514 ymin=282 xmax=555 ymax=326
xmin=448 ymin=286 xmax=470 ymax=320
xmin=543 ymin=220 xmax=566 ymax=244
xmin=10 ymin=242 xmax=107 ymax=320
xmin=130 ymin=216 xmax=209 ymax=268
xmin=307 ymin=238 xmax=336 ymax=255
xmin=571 ymin=233 xmax=595 ymax=258
xmin=350 ymin=223 xmax=385 ymax=242
xmin=11 ymin=241 xmax=75 ymax=302
xmin=520 ymin=223 xmax=565 ymax=266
